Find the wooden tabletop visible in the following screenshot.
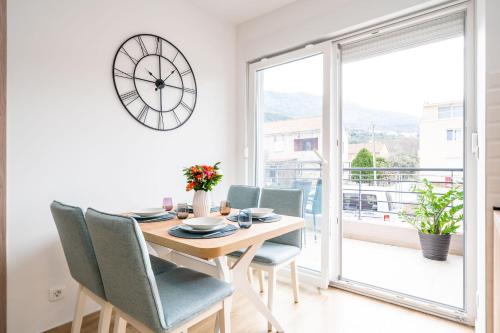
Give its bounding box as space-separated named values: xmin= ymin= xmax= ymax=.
xmin=139 ymin=212 xmax=304 ymax=260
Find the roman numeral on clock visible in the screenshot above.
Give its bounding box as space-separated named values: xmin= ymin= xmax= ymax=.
xmin=155 ymin=37 xmax=162 ymax=56
xmin=119 ymin=48 xmax=138 ymax=65
xmin=120 ymin=90 xmax=139 ymax=105
xmin=181 ymin=69 xmax=192 ymax=76
xmin=136 ymin=36 xmax=149 ymax=56
xmin=173 ymin=111 xmax=181 ymax=125
xmin=180 ymin=101 xmax=193 ymax=114
xmin=158 ymin=112 xmax=165 ymax=130
xmin=137 ymin=105 xmax=149 ymax=122
xmin=114 ymin=68 xmax=133 ymax=80
xmin=183 ymin=87 xmax=196 ymax=94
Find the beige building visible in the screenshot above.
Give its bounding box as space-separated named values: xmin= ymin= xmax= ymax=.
xmin=419 ymin=101 xmax=463 ymax=168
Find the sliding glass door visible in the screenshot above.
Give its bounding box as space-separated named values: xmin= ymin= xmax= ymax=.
xmin=337 ymin=11 xmax=468 ymax=309
xmin=248 ymin=2 xmax=475 ymax=322
xmin=249 ymin=45 xmax=332 ymax=283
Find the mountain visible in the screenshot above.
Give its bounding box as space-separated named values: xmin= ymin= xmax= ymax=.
xmin=262 ymin=91 xmax=418 ymax=133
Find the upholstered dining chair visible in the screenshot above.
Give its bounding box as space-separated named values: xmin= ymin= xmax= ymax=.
xmin=228 ymin=188 xmax=303 ymax=331
xmin=50 ymin=201 xmax=113 ymax=333
xmin=51 ymin=201 xmax=176 ymax=333
xmin=85 ymin=208 xmax=233 ymax=333
xmin=227 ymin=185 xmax=260 ymax=209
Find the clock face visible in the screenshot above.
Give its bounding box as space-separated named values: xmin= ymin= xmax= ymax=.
xmin=113 ymin=34 xmax=197 ymax=131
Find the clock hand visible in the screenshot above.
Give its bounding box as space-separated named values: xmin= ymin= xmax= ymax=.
xmin=146 ymin=69 xmax=159 ymax=80
xmin=163 ymin=84 xmax=182 ymax=90
xmin=134 ymin=76 xmax=156 ymax=84
xmin=163 ymin=70 xmax=175 ymax=82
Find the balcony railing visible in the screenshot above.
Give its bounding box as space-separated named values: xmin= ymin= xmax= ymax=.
xmin=264 ymin=164 xmax=463 ymax=223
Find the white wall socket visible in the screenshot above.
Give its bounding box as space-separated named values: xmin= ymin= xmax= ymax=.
xmin=48 ymin=286 xmax=65 ymax=302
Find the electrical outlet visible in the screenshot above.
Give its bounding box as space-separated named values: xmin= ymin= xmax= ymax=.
xmin=48 ymin=286 xmax=65 ymax=302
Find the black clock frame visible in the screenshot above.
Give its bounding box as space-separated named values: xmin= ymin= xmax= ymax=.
xmin=112 ymin=33 xmax=197 ymax=131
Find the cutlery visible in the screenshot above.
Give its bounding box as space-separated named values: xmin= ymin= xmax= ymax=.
xmin=202 ymin=230 xmax=225 ymax=238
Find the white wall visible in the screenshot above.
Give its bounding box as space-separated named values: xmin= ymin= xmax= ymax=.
xmin=7 ymin=0 xmax=236 ymax=332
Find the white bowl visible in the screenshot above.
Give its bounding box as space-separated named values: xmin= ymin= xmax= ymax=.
xmin=130 ymin=208 xmax=166 ymax=217
xmin=183 ymin=217 xmax=225 ymax=230
xmin=247 ymin=208 xmax=274 ymax=218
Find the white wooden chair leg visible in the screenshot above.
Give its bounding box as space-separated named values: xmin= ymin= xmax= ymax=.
xmin=267 ymin=269 xmax=276 ymax=332
xmin=71 ymin=286 xmax=86 ymax=333
xmin=291 ymin=259 xmax=299 ymax=303
xmin=258 ymin=269 xmax=265 ymax=293
xmin=247 ymin=267 xmax=254 ymax=284
xmin=112 ymin=314 xmax=127 ymax=333
xmin=97 ymin=303 xmax=113 ymax=333
xmin=219 ymin=297 xmax=232 ymax=333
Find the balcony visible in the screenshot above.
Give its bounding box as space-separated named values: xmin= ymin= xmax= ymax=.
xmin=264 ymin=164 xmax=464 ymax=308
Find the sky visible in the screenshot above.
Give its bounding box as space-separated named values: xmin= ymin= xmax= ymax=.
xmin=261 ymin=37 xmax=464 ymax=117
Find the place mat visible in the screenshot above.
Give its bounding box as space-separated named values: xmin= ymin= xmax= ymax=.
xmin=133 ymin=213 xmax=176 ymax=223
xmin=226 ymin=213 xmax=282 ymax=223
xmin=168 ymin=224 xmax=239 ymax=239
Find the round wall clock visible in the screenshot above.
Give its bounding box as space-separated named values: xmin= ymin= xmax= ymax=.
xmin=112 ymin=34 xmax=197 ymax=131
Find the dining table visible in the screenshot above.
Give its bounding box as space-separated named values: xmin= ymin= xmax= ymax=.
xmin=138 ymin=210 xmax=304 ymax=333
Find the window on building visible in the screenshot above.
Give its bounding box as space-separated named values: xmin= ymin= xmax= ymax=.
xmin=446 ymin=128 xmax=462 ymax=141
xmin=294 ymin=137 xmax=318 ymax=151
xmin=438 ymin=105 xmax=463 ymax=119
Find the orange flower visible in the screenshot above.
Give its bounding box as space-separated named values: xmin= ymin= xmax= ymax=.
xmin=186 ymin=181 xmax=196 ymax=191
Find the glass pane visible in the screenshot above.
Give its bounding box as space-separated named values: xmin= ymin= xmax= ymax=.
xmin=340 ymin=34 xmax=465 ymax=308
xmin=256 ymin=54 xmax=323 ymax=272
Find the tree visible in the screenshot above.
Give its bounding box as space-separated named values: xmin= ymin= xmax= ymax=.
xmin=351 ymin=148 xmax=389 ymax=182
xmin=351 ymin=148 xmax=374 ymax=182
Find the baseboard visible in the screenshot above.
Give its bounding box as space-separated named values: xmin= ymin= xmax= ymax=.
xmin=42 ymin=311 xmax=100 ymax=333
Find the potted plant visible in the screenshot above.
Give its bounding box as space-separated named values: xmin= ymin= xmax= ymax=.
xmin=183 ymin=162 xmax=222 ymax=217
xmin=401 ymin=178 xmax=463 ymax=261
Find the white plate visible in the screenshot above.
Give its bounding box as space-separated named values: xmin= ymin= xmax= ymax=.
xmin=178 ymin=223 xmax=227 ymax=234
xmin=130 ymin=208 xmax=166 ymax=217
xmin=130 ymin=211 xmax=168 ymax=219
xmin=183 ymin=217 xmax=225 ymax=230
xmin=247 ymin=207 xmax=274 ymax=218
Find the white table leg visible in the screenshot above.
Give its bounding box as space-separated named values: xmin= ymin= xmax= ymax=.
xmin=213 ymin=256 xmax=232 ymax=333
xmin=226 ymin=242 xmax=285 ymax=333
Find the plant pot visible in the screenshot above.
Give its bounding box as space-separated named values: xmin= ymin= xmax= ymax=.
xmin=192 ymin=190 xmax=211 ymax=217
xmin=418 ymin=232 xmax=451 ymax=261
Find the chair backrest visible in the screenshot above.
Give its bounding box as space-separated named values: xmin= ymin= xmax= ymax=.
xmin=291 ymin=180 xmax=312 ymax=217
xmin=227 ymin=185 xmax=260 ymax=209
xmin=85 ymin=208 xmax=166 ymax=332
xmin=312 ymin=179 xmax=323 ymax=214
xmin=50 ymin=201 xmax=106 ymax=299
xmin=259 ymin=188 xmax=303 ymax=248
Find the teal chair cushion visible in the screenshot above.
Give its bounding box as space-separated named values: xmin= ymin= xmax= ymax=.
xmin=228 ymin=241 xmax=300 ymax=265
xmin=50 ymin=201 xmax=106 ymax=300
xmin=227 ymin=185 xmax=260 ymax=209
xmin=155 ymin=267 xmax=233 ymax=329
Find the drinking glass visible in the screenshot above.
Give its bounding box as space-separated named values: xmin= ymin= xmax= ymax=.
xmin=219 ymin=200 xmax=231 ymax=216
xmin=176 ymin=203 xmax=189 ymax=220
xmin=237 ymin=209 xmax=252 ymax=229
xmin=163 ymin=197 xmax=173 ymax=211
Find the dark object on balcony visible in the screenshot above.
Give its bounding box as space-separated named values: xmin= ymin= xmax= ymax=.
xmin=418 ymin=232 xmax=451 ymax=261
xmin=305 ymin=179 xmax=322 ymax=241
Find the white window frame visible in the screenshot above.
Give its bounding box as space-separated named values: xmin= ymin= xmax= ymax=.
xmin=248 ymin=43 xmax=334 ymax=288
